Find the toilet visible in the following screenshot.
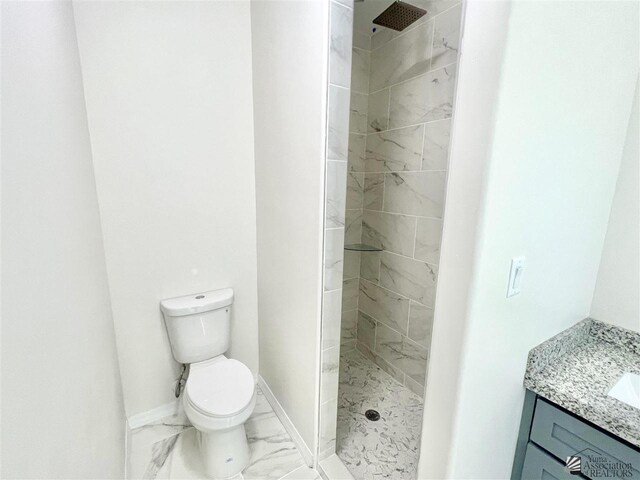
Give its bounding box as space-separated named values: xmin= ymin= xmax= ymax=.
xmin=160 ymin=288 xmax=255 ymax=479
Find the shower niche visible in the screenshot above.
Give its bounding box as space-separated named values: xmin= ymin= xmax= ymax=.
xmin=319 ymin=0 xmax=464 ymax=478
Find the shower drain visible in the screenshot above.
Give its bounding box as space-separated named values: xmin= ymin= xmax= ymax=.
xmin=364 ymin=409 xmax=380 ymax=421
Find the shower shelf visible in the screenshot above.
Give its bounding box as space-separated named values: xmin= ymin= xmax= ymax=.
xmin=344 ymin=243 xmax=383 ymax=252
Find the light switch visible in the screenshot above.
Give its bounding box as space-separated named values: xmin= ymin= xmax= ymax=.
xmin=507 ymin=256 xmax=525 ymax=297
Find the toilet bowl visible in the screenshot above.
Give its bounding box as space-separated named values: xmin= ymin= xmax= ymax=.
xmin=182 ymin=355 xmax=256 ymax=479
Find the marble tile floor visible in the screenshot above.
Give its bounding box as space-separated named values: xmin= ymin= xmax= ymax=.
xmin=336 ymin=349 xmax=424 ymax=480
xmin=128 ymin=386 xmax=317 ymax=480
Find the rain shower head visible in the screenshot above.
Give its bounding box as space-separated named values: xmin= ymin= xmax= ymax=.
xmin=372 ymin=1 xmax=427 ymax=32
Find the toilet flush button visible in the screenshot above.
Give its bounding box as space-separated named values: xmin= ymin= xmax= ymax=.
xmin=195 ymin=295 xmax=205 ymax=299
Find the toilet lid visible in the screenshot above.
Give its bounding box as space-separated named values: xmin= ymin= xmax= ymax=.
xmin=186 ymin=359 xmax=255 ymax=417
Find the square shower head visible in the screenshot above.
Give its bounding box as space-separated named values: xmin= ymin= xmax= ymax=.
xmin=372 ymin=1 xmax=427 ymax=32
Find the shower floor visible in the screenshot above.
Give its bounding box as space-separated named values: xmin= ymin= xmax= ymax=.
xmin=336 ymin=349 xmax=424 ymax=480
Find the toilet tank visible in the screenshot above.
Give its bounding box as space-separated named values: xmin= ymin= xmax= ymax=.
xmin=160 ymin=288 xmax=233 ymax=364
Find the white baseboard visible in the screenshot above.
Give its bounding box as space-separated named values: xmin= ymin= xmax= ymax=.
xmin=127 ymin=399 xmax=182 ymax=430
xmin=258 ymin=376 xmax=313 ymax=466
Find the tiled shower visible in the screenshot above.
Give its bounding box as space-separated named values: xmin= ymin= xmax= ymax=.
xmin=319 ymin=0 xmax=463 ymax=478
xmin=341 ymin=2 xmax=462 ymax=397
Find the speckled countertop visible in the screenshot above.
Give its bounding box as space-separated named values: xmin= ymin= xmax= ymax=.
xmin=524 ymin=318 xmax=640 ymax=448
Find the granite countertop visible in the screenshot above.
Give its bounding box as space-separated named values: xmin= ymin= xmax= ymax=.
xmin=524 ymin=318 xmax=640 ymax=448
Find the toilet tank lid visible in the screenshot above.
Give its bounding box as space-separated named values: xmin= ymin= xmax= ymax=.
xmin=160 ymin=288 xmax=234 ymax=316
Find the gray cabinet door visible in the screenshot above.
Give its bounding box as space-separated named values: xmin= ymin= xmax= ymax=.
xmin=521 ymin=443 xmax=585 ymax=480
xmin=530 ymin=399 xmax=640 ymax=480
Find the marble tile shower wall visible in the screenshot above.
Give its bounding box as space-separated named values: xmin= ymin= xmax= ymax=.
xmin=320 ymin=0 xmax=354 ymax=462
xmin=342 ymin=2 xmax=463 ymax=398
xmin=339 ymin=22 xmax=371 ymax=357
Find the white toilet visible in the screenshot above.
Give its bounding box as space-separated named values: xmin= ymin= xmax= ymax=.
xmin=160 ymin=288 xmax=256 ymax=479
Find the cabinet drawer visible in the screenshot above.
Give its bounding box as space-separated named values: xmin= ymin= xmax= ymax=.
xmin=530 ymin=398 xmax=640 ymax=479
xmin=521 ymin=442 xmax=585 ymax=480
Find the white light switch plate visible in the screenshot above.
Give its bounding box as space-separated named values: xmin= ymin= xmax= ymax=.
xmin=507 ymin=256 xmax=525 ymax=297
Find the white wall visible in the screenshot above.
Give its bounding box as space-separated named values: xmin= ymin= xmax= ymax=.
xmin=419 ymin=1 xmax=639 ymax=478
xmin=73 ymin=0 xmax=259 ymax=418
xmin=417 ymin=2 xmax=512 ymax=477
xmin=591 ymin=79 xmax=639 ymax=332
xmin=1 ymin=2 xmax=126 ymax=477
xmin=250 ymin=0 xmax=328 ymax=452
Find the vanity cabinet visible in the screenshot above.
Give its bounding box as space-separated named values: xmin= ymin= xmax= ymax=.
xmin=512 ymin=390 xmax=640 ymax=480
xmin=521 ymin=443 xmax=584 ymax=480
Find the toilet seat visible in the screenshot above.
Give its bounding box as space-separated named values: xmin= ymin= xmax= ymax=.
xmin=185 ymin=357 xmax=255 ymax=418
